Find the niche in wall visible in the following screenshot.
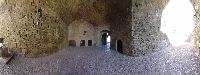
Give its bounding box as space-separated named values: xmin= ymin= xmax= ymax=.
xmin=88 ymin=40 xmax=92 ymax=46
xmin=80 ymin=40 xmax=85 ymax=46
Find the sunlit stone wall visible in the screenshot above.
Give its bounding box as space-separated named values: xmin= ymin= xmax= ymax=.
xmin=192 ymin=0 xmax=200 ymax=55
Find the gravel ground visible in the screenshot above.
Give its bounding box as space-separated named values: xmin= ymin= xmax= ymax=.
xmin=0 ymin=44 xmax=200 ymax=75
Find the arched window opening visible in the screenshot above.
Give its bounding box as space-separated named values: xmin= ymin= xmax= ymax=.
xmin=161 ymin=0 xmax=195 ymax=46
xmin=101 ymin=32 xmax=111 ymax=49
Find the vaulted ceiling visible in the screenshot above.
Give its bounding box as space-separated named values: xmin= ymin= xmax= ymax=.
xmin=45 ymin=0 xmax=109 ymax=25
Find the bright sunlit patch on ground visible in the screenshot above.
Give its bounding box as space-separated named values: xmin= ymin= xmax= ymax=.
xmin=161 ymin=0 xmax=195 ymax=46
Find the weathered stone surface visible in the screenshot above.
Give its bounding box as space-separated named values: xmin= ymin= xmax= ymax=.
xmin=131 ymin=0 xmax=170 ymax=56
xmin=108 ymin=0 xmax=169 ymax=56
xmin=0 ymin=0 xmax=68 ymax=57
xmin=107 ymin=0 xmax=133 ymax=55
xmin=45 ymin=0 xmax=108 ymax=25
xmin=192 ymin=0 xmax=200 ymax=52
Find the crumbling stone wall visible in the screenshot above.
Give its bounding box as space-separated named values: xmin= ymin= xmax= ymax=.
xmin=0 ymin=0 xmax=67 ymax=57
xmin=131 ymin=0 xmax=169 ymax=56
xmin=107 ymin=0 xmax=133 ymax=55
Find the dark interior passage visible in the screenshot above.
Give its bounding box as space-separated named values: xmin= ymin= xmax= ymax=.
xmin=102 ymin=33 xmax=108 ymax=45
xmin=117 ymin=40 xmax=123 ymax=53
xmin=80 ymin=40 xmax=85 ymax=46
xmin=88 ymin=40 xmax=92 ymax=46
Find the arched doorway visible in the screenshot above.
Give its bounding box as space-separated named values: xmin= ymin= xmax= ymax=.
xmin=117 ymin=40 xmax=123 ymax=53
xmin=161 ymin=0 xmax=195 ymax=46
xmin=101 ymin=30 xmax=111 ymax=49
xmin=101 ymin=33 xmax=111 ymax=48
xmin=102 ymin=33 xmax=108 ymax=45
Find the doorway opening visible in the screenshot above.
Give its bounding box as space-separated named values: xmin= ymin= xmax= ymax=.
xmin=161 ymin=0 xmax=195 ymax=46
xmin=88 ymin=40 xmax=92 ymax=46
xmin=116 ymin=40 xmax=123 ymax=53
xmin=101 ymin=33 xmax=111 ymax=49
xmin=80 ymin=40 xmax=85 ymax=46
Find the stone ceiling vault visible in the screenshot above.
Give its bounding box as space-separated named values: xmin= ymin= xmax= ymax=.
xmin=45 ymin=0 xmax=108 ymax=26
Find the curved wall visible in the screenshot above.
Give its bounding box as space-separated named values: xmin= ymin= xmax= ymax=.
xmin=0 ymin=0 xmax=67 ymax=57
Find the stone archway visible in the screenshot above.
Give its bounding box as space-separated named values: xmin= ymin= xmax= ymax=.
xmin=161 ymin=0 xmax=195 ymax=46
xmin=161 ymin=0 xmax=200 ymax=55
xmin=102 ymin=33 xmax=108 ymax=45
xmin=100 ymin=30 xmax=111 ymax=48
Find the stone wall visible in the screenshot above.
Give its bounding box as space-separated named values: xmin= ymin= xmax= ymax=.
xmin=108 ymin=0 xmax=200 ymax=57
xmin=192 ymin=0 xmax=200 ymax=55
xmin=107 ymin=0 xmax=133 ymax=55
xmin=0 ymin=0 xmax=67 ymax=57
xmin=68 ymin=19 xmax=95 ymax=47
xmin=108 ymin=0 xmax=170 ymax=56
xmin=68 ymin=19 xmax=110 ymax=47
xmin=0 ymin=0 xmax=110 ymax=57
xmin=131 ymin=0 xmax=169 ymax=56
xmin=45 ymin=0 xmax=108 ymax=26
